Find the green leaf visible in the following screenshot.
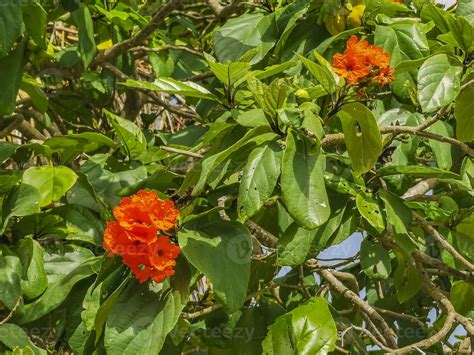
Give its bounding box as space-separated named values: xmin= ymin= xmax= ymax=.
xmin=0 ymin=141 xmax=19 ymax=163
xmin=248 ymin=77 xmax=288 ymax=122
xmin=0 ymin=324 xmax=46 ymax=355
xmin=22 ymin=166 xmax=78 ymax=207
xmin=338 ymin=103 xmax=383 ymax=176
xmin=213 ymin=13 xmax=277 ymax=65
xmin=72 ymin=5 xmax=96 ymax=68
xmin=380 ymin=191 xmax=415 ymax=253
xmin=281 ymin=129 xmax=330 ymax=229
xmin=204 ymin=53 xmax=251 ymax=87
xmin=0 ymin=184 xmax=41 ymax=234
xmin=44 ymin=132 xmax=117 ymax=163
xmin=252 ymin=61 xmax=298 ymax=81
xmin=393 ymin=251 xmax=421 ymax=303
xmin=278 ymin=223 xmax=314 ymax=266
xmin=0 ymin=251 xmax=21 ymax=310
xmin=0 ymin=0 xmax=23 ymax=57
xmin=22 ymin=1 xmax=47 ymax=47
xmin=296 ymin=54 xmax=336 ymax=94
xmin=104 ymin=110 xmax=147 ymax=159
xmin=427 ymin=121 xmax=453 ymax=170
xmin=178 ymin=219 xmax=252 ymax=311
xmin=14 ymin=238 xmax=47 ymax=300
xmin=18 ymin=257 xmax=101 ymax=324
xmin=360 ymin=240 xmax=391 ymax=280
xmin=450 ymin=281 xmax=474 ymax=314
xmin=446 ymin=15 xmax=474 ymax=52
xmin=457 ymin=0 xmax=474 ymax=23
xmin=20 ymin=75 xmax=48 ymax=113
xmin=262 ymin=297 xmax=337 ymax=354
xmin=455 ymin=83 xmax=474 ymax=142
xmin=356 ymin=194 xmax=385 ymax=234
xmin=417 ymin=54 xmax=463 ymax=113
xmin=374 ymin=23 xmax=429 ymax=99
xmin=104 ymin=280 xmax=186 ymax=355
xmin=238 ymin=142 xmax=282 ymax=221
xmin=193 ymin=126 xmax=277 ymax=195
xmin=377 ymin=165 xmax=461 ymax=179
xmin=120 ymin=78 xmax=218 ymax=101
xmin=0 ymin=42 xmax=25 ymax=115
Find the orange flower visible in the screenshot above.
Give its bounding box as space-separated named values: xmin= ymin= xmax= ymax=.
xmin=332 ymin=35 xmax=394 ymax=87
xmin=376 ymin=67 xmax=395 ymax=86
xmin=333 ymin=52 xmax=370 ymax=85
xmin=103 ymin=189 xmax=181 ymax=284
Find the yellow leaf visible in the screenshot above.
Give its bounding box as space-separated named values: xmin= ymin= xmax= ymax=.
xmin=97 ymin=39 xmax=113 ymax=51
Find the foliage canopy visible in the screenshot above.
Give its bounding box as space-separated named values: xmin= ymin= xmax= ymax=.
xmin=0 ymin=0 xmax=473 ymax=353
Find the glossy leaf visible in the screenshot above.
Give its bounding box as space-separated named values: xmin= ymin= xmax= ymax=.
xmin=455 ymin=83 xmax=474 ymax=142
xmin=178 ymin=219 xmax=252 ymax=311
xmin=22 ymin=166 xmax=78 ymax=207
xmin=417 ymin=54 xmax=462 ymax=113
xmin=338 ymin=103 xmax=383 ymax=176
xmin=238 ymin=142 xmax=282 ymax=220
xmin=281 ymin=129 xmax=330 ymax=229
xmin=262 ymin=297 xmax=337 ymax=354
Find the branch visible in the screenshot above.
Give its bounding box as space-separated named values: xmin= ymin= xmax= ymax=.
xmin=0 ymin=297 xmax=22 ymax=325
xmin=93 ymin=0 xmax=182 ymax=65
xmin=206 ymin=0 xmax=241 ymax=19
xmin=0 ymin=114 xmax=25 ymax=139
xmin=414 ymin=213 xmax=474 ymax=272
xmin=160 ymin=146 xmax=204 ymax=159
xmin=320 ymin=106 xmax=474 ymax=157
xmin=402 ymin=178 xmax=439 ymax=199
xmin=101 ymin=62 xmax=197 ymax=119
xmin=130 ymin=45 xmax=203 ymax=58
xmin=306 ymin=260 xmax=398 ymax=349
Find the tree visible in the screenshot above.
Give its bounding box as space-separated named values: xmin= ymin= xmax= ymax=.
xmin=0 ymin=0 xmax=473 ymax=353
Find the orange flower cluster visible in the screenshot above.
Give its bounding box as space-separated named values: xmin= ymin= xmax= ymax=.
xmin=332 ymin=35 xmax=394 ymax=86
xmin=103 ymin=190 xmax=180 ymax=283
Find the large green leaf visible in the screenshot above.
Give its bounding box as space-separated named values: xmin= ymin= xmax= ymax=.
xmin=297 ymin=54 xmax=336 ymax=94
xmin=213 ymin=13 xmax=277 ymax=64
xmin=178 ymin=219 xmax=252 ymax=311
xmin=338 ymin=103 xmax=383 ymax=176
xmin=374 ymin=23 xmax=429 ymax=99
xmin=356 ymin=194 xmax=385 ymax=234
xmin=455 ymin=83 xmax=474 ymax=142
xmin=0 ymin=42 xmax=25 ymax=115
xmin=238 ymin=142 xmax=282 ymax=221
xmin=105 ymin=110 xmax=147 ymax=160
xmin=417 ymin=54 xmax=463 ymax=113
xmin=0 ymin=0 xmax=23 ymax=57
xmin=457 ymin=0 xmax=474 ymax=23
xmin=393 ymin=251 xmax=421 ymax=304
xmin=0 ymin=184 xmax=42 ymax=234
xmin=18 ymin=257 xmax=101 ymax=324
xmin=450 ymin=281 xmax=474 ymax=314
xmin=193 ymin=126 xmax=277 ymax=195
xmin=120 ymin=78 xmax=218 ymax=101
xmin=360 ymin=239 xmax=391 ymax=280
xmin=72 ymin=5 xmax=96 ymax=68
xmin=0 ymin=324 xmax=46 ymax=355
xmin=22 ymin=166 xmax=78 ymax=207
xmin=0 ymin=251 xmax=22 ymax=310
xmin=14 ymin=238 xmax=47 ymax=300
xmin=44 ymin=132 xmax=117 ymax=163
xmin=277 ymin=223 xmax=315 ymax=266
xmin=262 ymin=297 xmax=337 ymax=354
xmin=22 ymin=1 xmax=47 ymax=47
xmin=428 ymin=121 xmax=453 ymax=170
xmin=104 ymin=280 xmax=186 ymax=355
xmin=204 ymin=55 xmax=251 ymax=88
xmin=281 ymin=129 xmax=330 ymax=229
